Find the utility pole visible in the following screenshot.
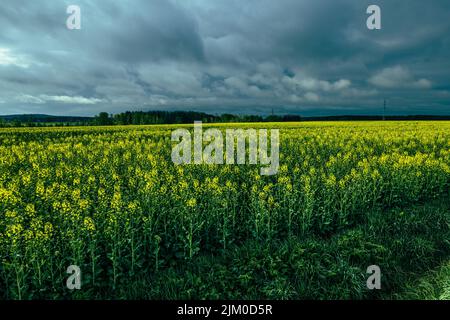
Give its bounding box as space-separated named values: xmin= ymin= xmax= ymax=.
xmin=383 ymin=99 xmax=386 ymax=121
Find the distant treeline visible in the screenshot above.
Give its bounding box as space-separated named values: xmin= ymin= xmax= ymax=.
xmin=0 ymin=114 xmax=92 ymax=127
xmin=0 ymin=111 xmax=302 ymax=127
xmin=87 ymin=111 xmax=450 ymax=125
xmin=1 ymin=111 xmax=449 ymax=127
xmin=104 ymin=111 xmax=302 ymax=125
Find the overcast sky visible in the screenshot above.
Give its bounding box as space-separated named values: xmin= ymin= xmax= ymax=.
xmin=1 ymin=0 xmax=449 ymax=116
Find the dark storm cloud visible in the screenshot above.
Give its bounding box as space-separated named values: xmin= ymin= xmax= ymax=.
xmin=0 ymin=0 xmax=449 ymax=116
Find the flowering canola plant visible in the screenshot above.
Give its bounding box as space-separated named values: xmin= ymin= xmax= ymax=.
xmin=0 ymin=121 xmax=449 ymax=299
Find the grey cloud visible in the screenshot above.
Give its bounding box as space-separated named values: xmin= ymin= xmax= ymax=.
xmin=0 ymin=0 xmax=449 ymax=116
xmin=369 ymin=66 xmax=432 ymax=89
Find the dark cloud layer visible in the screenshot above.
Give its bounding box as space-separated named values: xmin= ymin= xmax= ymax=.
xmin=0 ymin=0 xmax=449 ymax=116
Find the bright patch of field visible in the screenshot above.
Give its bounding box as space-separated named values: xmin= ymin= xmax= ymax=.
xmin=0 ymin=121 xmax=449 ymax=299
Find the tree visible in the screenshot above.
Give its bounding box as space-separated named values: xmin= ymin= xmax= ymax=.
xmin=96 ymin=112 xmax=112 ymax=125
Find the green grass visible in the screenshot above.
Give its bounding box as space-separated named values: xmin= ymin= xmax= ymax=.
xmin=393 ymin=260 xmax=450 ymax=300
